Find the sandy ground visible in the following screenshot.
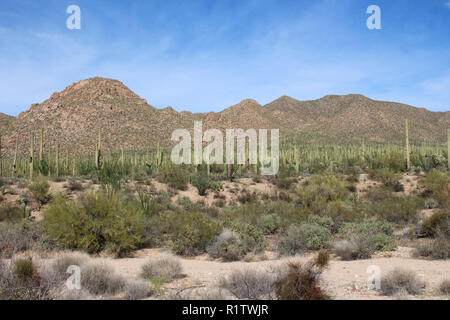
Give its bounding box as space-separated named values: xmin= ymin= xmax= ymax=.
xmin=66 ymin=247 xmax=448 ymax=300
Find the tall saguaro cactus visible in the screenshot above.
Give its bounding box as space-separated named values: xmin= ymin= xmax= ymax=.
xmin=0 ymin=133 xmax=6 ymax=176
xmin=55 ymin=134 xmax=59 ymax=177
xmin=13 ymin=136 xmax=18 ymax=176
xmin=95 ymin=128 xmax=102 ymax=170
xmin=405 ymin=119 xmax=411 ymax=171
xmin=29 ymin=132 xmax=34 ymax=180
xmin=227 ymin=107 xmax=233 ymax=180
xmin=448 ymin=129 xmax=450 ymax=170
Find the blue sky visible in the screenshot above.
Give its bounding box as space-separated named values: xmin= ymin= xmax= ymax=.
xmin=0 ymin=0 xmax=449 ymax=116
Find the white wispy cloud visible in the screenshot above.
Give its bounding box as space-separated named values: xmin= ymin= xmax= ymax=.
xmin=446 ymin=1 xmax=450 ymax=9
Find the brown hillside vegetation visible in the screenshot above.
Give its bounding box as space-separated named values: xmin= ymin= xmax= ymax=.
xmin=0 ymin=77 xmax=448 ymax=154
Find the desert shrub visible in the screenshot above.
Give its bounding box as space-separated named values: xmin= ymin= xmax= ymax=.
xmin=297 ymin=175 xmax=350 ymax=206
xmin=367 ymin=196 xmax=421 ymax=224
xmin=0 ymin=202 xmax=24 ymax=222
xmin=332 ymin=239 xmax=357 ymax=261
xmin=124 ymin=279 xmax=153 ymax=300
xmin=275 ymin=251 xmax=330 ymax=300
xmin=420 ymin=170 xmax=450 ymax=207
xmin=256 ymin=214 xmax=281 ymax=235
xmin=380 ymin=268 xmax=424 ymax=296
xmin=191 ymin=172 xmax=210 ymax=196
xmin=28 ymin=177 xmax=50 ymax=204
xmin=0 ymin=221 xmax=49 ymax=258
xmin=51 ymin=252 xmax=90 ymax=276
xmin=157 ymin=165 xmax=188 ymax=190
xmin=424 ymin=198 xmax=439 ymax=209
xmin=278 ymin=224 xmax=331 ymax=256
xmin=213 ymin=199 xmax=226 ymax=208
xmin=81 ymin=261 xmax=126 ymax=295
xmin=306 ymin=215 xmax=334 ymax=232
xmin=207 ymin=230 xmax=242 ymax=261
xmin=219 ymin=269 xmax=277 ymax=299
xmin=13 ymin=257 xmax=36 ymax=283
xmin=439 ymin=279 xmax=450 ymax=295
xmin=167 ymin=211 xmax=222 ymax=255
xmin=229 ymin=222 xmax=267 ymax=254
xmin=96 ymin=160 xmax=128 ymax=190
xmin=237 ymin=190 xmax=258 ymax=204
xmin=44 ymin=191 xmax=145 ymax=257
xmin=368 ymin=168 xmax=402 ymax=190
xmin=140 ymin=256 xmax=183 ymax=282
xmin=0 ymin=257 xmax=49 ymax=300
xmin=420 ymin=210 xmax=449 ymax=238
xmin=176 ymin=196 xmax=203 ymax=212
xmin=414 ymin=234 xmax=449 ymax=260
xmin=65 ymin=179 xmax=84 ymax=192
xmin=336 ymin=220 xmax=397 ymax=260
xmin=276 ymin=177 xmax=296 ymax=190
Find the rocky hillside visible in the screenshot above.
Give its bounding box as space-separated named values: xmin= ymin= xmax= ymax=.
xmin=1 ymin=77 xmax=448 ymax=154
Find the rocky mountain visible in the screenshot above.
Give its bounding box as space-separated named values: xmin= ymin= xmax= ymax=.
xmin=0 ymin=77 xmax=448 ymax=155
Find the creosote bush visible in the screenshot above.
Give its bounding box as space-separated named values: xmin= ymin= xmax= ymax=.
xmin=334 ymin=220 xmax=397 ymax=260
xmin=157 ymin=164 xmax=188 ymax=190
xmin=420 ymin=210 xmax=449 ymax=238
xmin=278 ymin=224 xmax=331 ymax=256
xmin=167 ymin=211 xmax=222 ymax=256
xmin=0 ymin=202 xmax=23 ymax=222
xmin=28 ymin=177 xmax=50 ymax=204
xmin=44 ymin=191 xmax=145 ymax=257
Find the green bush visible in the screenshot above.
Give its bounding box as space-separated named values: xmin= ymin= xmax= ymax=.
xmin=191 ymin=172 xmax=210 ymax=196
xmin=368 ymin=168 xmax=402 ymax=190
xmin=13 ymin=257 xmax=36 ymax=282
xmin=0 ymin=203 xmax=24 ymax=222
xmin=44 ymin=191 xmax=145 ymax=257
xmin=367 ymin=196 xmax=421 ymax=224
xmin=414 ymin=235 xmax=449 ymax=260
xmin=297 ymin=175 xmax=350 ymax=206
xmin=167 ymin=211 xmax=222 ymax=256
xmin=278 ymin=224 xmax=331 ymax=255
xmin=306 ymin=215 xmax=334 ymax=232
xmin=420 ymin=210 xmax=449 ymax=238
xmin=229 ymin=222 xmax=267 ymax=254
xmin=28 ymin=177 xmax=50 ymax=204
xmin=336 ymin=220 xmax=397 ymax=260
xmin=157 ymin=165 xmax=188 ymax=190
xmin=421 ymin=170 xmax=450 ymax=207
xmin=257 ymin=214 xmax=281 ymax=235
xmin=207 ymin=230 xmax=243 ymax=261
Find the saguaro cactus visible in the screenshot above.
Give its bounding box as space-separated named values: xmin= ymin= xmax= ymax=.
xmin=0 ymin=133 xmax=6 ymax=176
xmin=95 ymin=128 xmax=102 ymax=170
xmin=227 ymin=107 xmax=233 ymax=180
xmin=29 ymin=132 xmax=34 ymax=180
xmin=55 ymin=134 xmax=59 ymax=177
xmin=13 ymin=135 xmax=18 ymax=176
xmin=405 ymin=119 xmax=411 ymax=171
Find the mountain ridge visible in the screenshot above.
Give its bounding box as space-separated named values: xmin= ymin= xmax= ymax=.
xmin=0 ymin=77 xmax=448 ymax=155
